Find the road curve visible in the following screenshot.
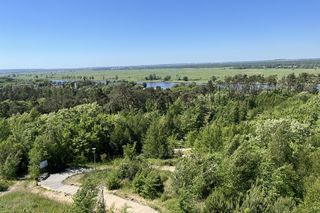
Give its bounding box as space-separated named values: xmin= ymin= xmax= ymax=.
xmin=38 ymin=169 xmax=158 ymax=213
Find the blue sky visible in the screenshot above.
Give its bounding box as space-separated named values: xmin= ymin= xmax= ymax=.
xmin=0 ymin=0 xmax=319 ymax=69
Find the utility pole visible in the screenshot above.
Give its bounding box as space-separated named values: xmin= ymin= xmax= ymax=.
xmin=92 ymin=147 xmax=96 ymax=171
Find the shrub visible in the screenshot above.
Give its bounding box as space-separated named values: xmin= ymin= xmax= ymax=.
xmin=172 ymin=155 xmax=221 ymax=199
xmin=164 ymin=75 xmax=171 ymax=81
xmin=204 ymin=188 xmax=235 ymax=213
xmin=271 ymin=197 xmax=296 ymax=213
xmin=117 ymin=158 xmax=146 ymax=180
xmin=0 ymin=152 xmax=21 ymax=179
xmin=133 ymin=169 xmax=164 ymax=199
xmin=106 ymin=172 xmax=121 ymax=190
xmin=142 ymin=171 xmax=164 ymax=199
xmin=132 ymin=170 xmax=147 ymax=195
xmin=296 ymin=178 xmax=320 ymax=212
xmin=72 ymin=180 xmax=98 ymax=213
xmin=123 ymin=142 xmax=137 ymax=160
xmin=100 ymin=153 xmax=108 ymax=162
xmin=178 ymin=190 xmax=199 ymax=213
xmin=0 ymin=179 xmax=9 ymax=192
xmin=0 ymin=139 xmax=21 ymax=179
xmin=143 ymin=118 xmax=173 ymax=159
xmin=238 ymin=185 xmax=272 ymax=213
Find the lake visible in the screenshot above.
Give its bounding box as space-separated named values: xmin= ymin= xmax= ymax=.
xmin=139 ymin=82 xmax=178 ymax=89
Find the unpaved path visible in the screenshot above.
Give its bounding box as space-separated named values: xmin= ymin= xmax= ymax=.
xmin=39 ymin=169 xmax=158 ymax=213
xmin=0 ymin=181 xmax=73 ymax=203
xmin=152 ymin=165 xmax=176 ymax=172
xmin=103 ymin=190 xmax=157 ymax=213
xmin=38 ymin=169 xmax=86 ymax=195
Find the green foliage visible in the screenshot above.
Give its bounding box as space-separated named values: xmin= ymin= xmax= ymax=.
xmin=123 ymin=142 xmax=137 ymax=160
xmin=1 ymin=75 xmax=320 ymax=211
xmin=0 ymin=138 xmax=21 ymax=179
xmin=271 ymin=197 xmax=296 ymax=213
xmin=72 ymin=180 xmax=99 ymax=213
xmin=143 ymin=117 xmax=173 ymax=159
xmin=204 ymin=188 xmax=235 ymax=213
xmin=177 ymin=190 xmax=199 ymax=213
xmin=117 ymin=158 xmax=146 ymax=180
xmin=133 ymin=169 xmax=164 ymax=199
xmin=106 ymin=172 xmax=121 ymax=190
xmin=228 ymin=142 xmax=261 ymax=193
xmin=173 ymin=155 xmax=221 ymax=199
xmin=0 ymin=118 xmax=10 ymax=141
xmin=0 ymin=179 xmax=10 ymax=192
xmin=28 ymin=131 xmax=63 ymax=178
xmin=296 ymin=178 xmax=320 ymax=212
xmin=164 ymin=75 xmax=171 ymax=81
xmin=238 ymin=185 xmax=272 ymax=213
xmin=0 ymin=191 xmax=71 ymax=212
xmin=270 ymin=164 xmax=302 ymax=198
xmin=0 ymin=152 xmax=21 ymax=180
xmin=194 ymin=123 xmax=223 ymax=153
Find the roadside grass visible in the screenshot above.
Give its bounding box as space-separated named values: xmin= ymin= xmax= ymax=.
xmin=0 ymin=179 xmax=14 ymax=192
xmin=73 ymin=157 xmax=183 ymax=212
xmin=111 ymin=169 xmax=179 ymax=213
xmin=81 ymin=158 xmax=177 ymax=184
xmin=147 ymin=158 xmax=180 ymax=166
xmin=78 ymin=169 xmax=111 ymax=185
xmin=0 ymin=191 xmax=71 ymax=212
xmin=62 ymin=173 xmax=85 ymax=186
xmin=84 ymin=157 xmax=123 ymax=170
xmin=79 ymin=158 xmax=178 ymax=212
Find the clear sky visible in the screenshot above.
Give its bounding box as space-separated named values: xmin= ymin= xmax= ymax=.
xmin=0 ymin=0 xmax=319 ymax=69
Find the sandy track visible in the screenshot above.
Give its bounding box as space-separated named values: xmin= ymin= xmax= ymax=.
xmin=39 ymin=169 xmax=158 ymax=213
xmin=0 ymin=181 xmax=73 ymax=203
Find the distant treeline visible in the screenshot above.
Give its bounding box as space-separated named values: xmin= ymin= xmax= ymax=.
xmin=1 ymin=58 xmax=320 ymax=76
xmin=92 ymin=58 xmax=320 ymax=70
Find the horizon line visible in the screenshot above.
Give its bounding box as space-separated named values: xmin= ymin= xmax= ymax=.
xmin=1 ymin=57 xmax=320 ymax=71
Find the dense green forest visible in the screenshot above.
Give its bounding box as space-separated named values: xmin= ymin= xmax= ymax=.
xmin=0 ymin=72 xmax=320 ymax=212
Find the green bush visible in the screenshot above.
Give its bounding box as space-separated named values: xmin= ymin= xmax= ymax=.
xmin=133 ymin=169 xmax=164 ymax=199
xmin=238 ymin=185 xmax=272 ymax=213
xmin=0 ymin=153 xmax=21 ymax=179
xmin=178 ymin=190 xmax=199 ymax=213
xmin=172 ymin=155 xmax=221 ymax=199
xmin=72 ymin=180 xmax=98 ymax=213
xmin=271 ymin=197 xmax=296 ymax=213
xmin=117 ymin=158 xmax=146 ymax=180
xmin=204 ymin=188 xmax=235 ymax=213
xmin=0 ymin=138 xmax=21 ymax=180
xmin=296 ymin=178 xmax=320 ymax=212
xmin=0 ymin=179 xmax=10 ymax=192
xmin=106 ymin=172 xmax=121 ymax=190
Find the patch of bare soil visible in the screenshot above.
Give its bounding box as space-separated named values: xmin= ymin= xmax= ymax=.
xmin=62 ymin=173 xmax=84 ymax=186
xmin=0 ymin=180 xmax=72 ymax=204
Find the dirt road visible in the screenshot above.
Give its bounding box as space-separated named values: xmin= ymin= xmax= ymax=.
xmin=39 ymin=169 xmax=158 ymax=213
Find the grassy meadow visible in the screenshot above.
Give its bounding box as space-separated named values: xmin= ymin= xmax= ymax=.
xmin=4 ymin=67 xmax=320 ymax=82
xmin=0 ymin=191 xmax=71 ymax=212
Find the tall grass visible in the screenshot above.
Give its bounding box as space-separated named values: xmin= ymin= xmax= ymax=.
xmin=0 ymin=191 xmax=71 ymax=212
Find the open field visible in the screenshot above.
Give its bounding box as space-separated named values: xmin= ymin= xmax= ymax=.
xmin=3 ymin=67 xmax=320 ymax=82
xmin=0 ymin=191 xmax=71 ymax=212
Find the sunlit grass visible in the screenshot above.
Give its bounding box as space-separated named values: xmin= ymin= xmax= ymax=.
xmin=6 ymin=67 xmax=319 ymax=82
xmin=0 ymin=191 xmax=71 ymax=212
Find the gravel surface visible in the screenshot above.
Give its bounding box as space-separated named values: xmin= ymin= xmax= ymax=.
xmin=39 ymin=169 xmax=158 ymax=213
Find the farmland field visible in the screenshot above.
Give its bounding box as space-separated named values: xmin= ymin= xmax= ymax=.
xmin=3 ymin=67 xmax=319 ymax=82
